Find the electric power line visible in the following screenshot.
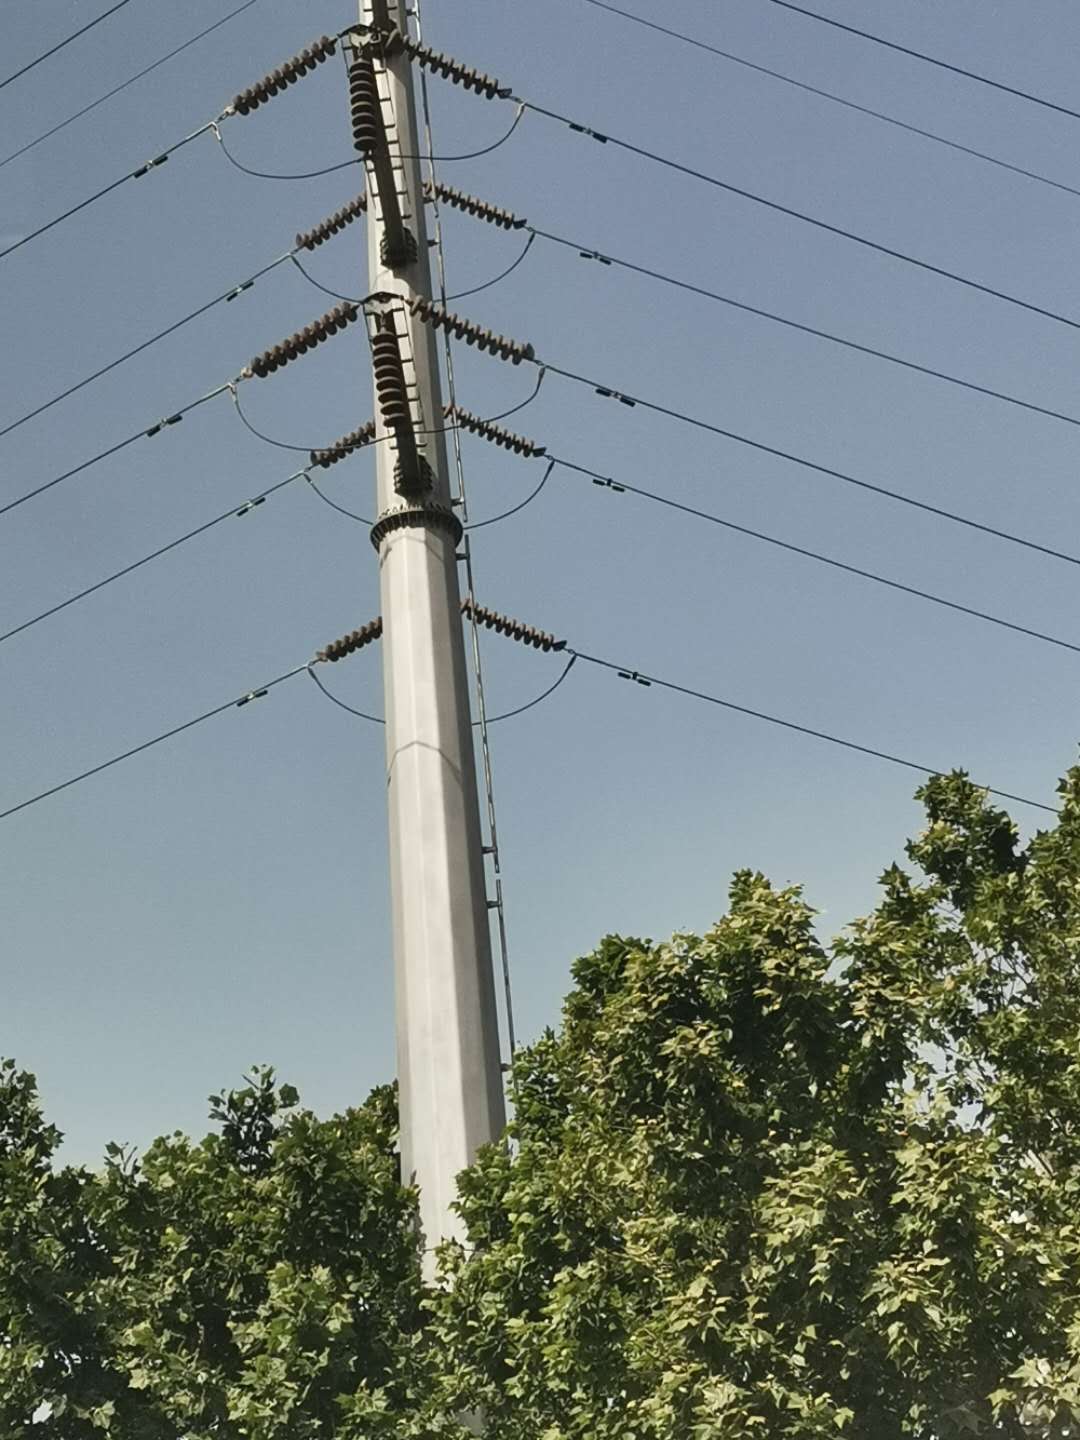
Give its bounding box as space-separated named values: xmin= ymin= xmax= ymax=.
xmin=0 ymin=0 xmax=262 ymax=172
xmin=0 ymin=0 xmax=137 ymax=92
xmin=0 ymin=472 xmax=307 ymax=649
xmin=536 ymin=360 xmax=1080 ymax=570
xmin=764 ymin=0 xmax=1080 ymax=125
xmin=570 ymin=650 xmax=1058 ymax=815
xmin=517 ymin=99 xmax=1080 ymax=335
xmin=576 ymin=0 xmax=1080 ymax=204
xmin=0 ymin=383 xmax=230 ymax=519
xmin=1 ymin=643 xmax=1054 ymax=822
xmin=0 ymin=254 xmax=293 ymax=441
xmin=549 ymin=456 xmax=1080 ymax=659
xmin=0 ymin=121 xmax=214 ymax=264
xmin=0 ymin=667 xmax=308 ymax=823
xmin=528 ymin=226 xmax=1080 ymax=433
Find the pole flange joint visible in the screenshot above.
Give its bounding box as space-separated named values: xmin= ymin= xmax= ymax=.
xmin=370 ymin=503 xmax=464 ymax=550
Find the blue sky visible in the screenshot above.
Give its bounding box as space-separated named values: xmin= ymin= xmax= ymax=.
xmin=3 ymin=0 xmax=1079 ymax=1165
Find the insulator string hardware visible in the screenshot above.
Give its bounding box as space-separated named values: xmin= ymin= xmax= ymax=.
xmin=347 ymin=41 xmax=417 ymax=268
xmin=408 ymin=297 xmax=535 ymax=364
xmin=461 ymin=598 xmax=566 ymax=652
xmin=317 ymin=616 xmax=383 ymax=662
xmin=244 ymin=301 xmax=360 ymax=379
xmin=310 ymin=419 xmax=377 ymax=469
xmin=371 ymin=315 xmax=430 ymax=494
xmin=295 ymin=192 xmax=368 ymax=251
xmin=444 ymin=404 xmax=545 ymax=456
xmin=348 ymin=48 xmax=382 ymax=157
xmin=383 ymin=30 xmax=511 ymax=101
xmin=422 ymin=179 xmax=525 ymax=230
xmin=226 ymin=35 xmax=338 ymax=116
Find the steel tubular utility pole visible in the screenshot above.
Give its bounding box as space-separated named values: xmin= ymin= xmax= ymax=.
xmin=354 ymin=0 xmax=506 ymax=1259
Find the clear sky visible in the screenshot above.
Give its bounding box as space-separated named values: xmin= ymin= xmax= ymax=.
xmin=3 ymin=0 xmax=1079 ymax=1166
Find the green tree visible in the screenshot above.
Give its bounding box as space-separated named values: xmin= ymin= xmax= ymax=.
xmin=7 ymin=766 xmax=1080 ymax=1437
xmin=0 ymin=1059 xmax=166 ymax=1437
xmin=98 ymin=1068 xmax=424 ymax=1439
xmin=423 ymin=771 xmax=1080 ymax=1439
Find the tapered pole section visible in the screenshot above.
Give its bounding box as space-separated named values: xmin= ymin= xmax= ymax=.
xmin=356 ymin=0 xmax=506 ymax=1259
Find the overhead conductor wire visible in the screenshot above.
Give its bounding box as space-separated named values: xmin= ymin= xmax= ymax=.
xmin=0 ymin=120 xmax=215 ymax=263
xmin=0 ymin=0 xmax=136 ymax=92
xmin=416 ymin=7 xmax=518 ymax=1061
xmin=0 ymin=471 xmax=307 ymax=648
xmin=0 ymin=668 xmax=309 ymax=823
xmin=577 ymin=0 xmax=1080 ymax=203
xmin=0 ymin=0 xmax=262 ymax=172
xmin=0 ymin=640 xmax=1055 ymax=823
xmin=509 ymin=97 xmax=1080 ymax=335
xmin=0 ymin=382 xmax=231 ymax=518
xmin=764 ymin=0 xmax=1080 ymax=124
xmin=567 ymin=651 xmax=1058 ymax=816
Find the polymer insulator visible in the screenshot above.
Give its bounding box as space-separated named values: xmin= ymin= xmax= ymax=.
xmin=310 ymin=419 xmax=377 ymax=470
xmin=391 ymin=31 xmax=510 ymax=101
xmin=422 ymin=180 xmax=524 ymax=231
xmin=408 ymin=298 xmax=535 ymax=366
xmin=246 ymin=301 xmax=360 ymax=380
xmin=317 ymin=616 xmax=383 ymax=663
xmin=229 ymin=35 xmax=337 ymax=116
xmin=295 ymin=193 xmax=368 ymax=251
xmin=444 ymin=404 xmax=545 ymax=457
xmin=349 ymin=51 xmax=383 ymax=157
xmin=461 ymin=599 xmax=565 ymax=653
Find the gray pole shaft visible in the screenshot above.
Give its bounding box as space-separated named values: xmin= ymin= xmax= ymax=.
xmin=359 ymin=0 xmax=506 ymax=1259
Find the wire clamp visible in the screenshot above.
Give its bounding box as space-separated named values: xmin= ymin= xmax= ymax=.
xmin=235 ymin=688 xmax=269 ymax=707
xmin=144 ymin=413 xmax=183 ymax=438
xmin=594 ymin=386 xmax=636 ymax=407
xmin=591 ymin=475 xmax=625 ymax=493
xmin=617 ymin=670 xmax=651 ymax=687
xmin=579 ymin=249 xmax=613 ymax=265
xmin=133 ymin=152 xmax=170 ymax=179
xmin=234 ymin=496 xmax=267 ymax=517
xmin=226 ymin=279 xmax=255 ymax=303
xmin=569 ymin=121 xmax=608 ymax=144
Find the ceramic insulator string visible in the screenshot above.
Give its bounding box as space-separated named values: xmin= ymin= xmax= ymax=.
xmin=408 ymin=297 xmax=535 ymax=364
xmin=228 ymin=35 xmax=338 ymax=116
xmin=245 ymin=301 xmax=360 ymax=378
xmin=295 ymin=193 xmax=368 ymax=251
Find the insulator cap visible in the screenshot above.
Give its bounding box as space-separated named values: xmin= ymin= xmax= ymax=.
xmin=317 ymin=616 xmax=383 ymax=663
xmin=295 ymin=193 xmax=368 ymax=251
xmin=247 ymin=302 xmax=360 ymax=380
xmin=422 ymin=179 xmax=524 ymax=231
xmin=348 ymin=52 xmax=383 ymax=157
xmin=461 ymin=598 xmax=565 ymax=652
xmin=310 ymin=419 xmax=377 ymax=469
xmin=230 ymin=34 xmax=337 ymax=116
xmin=408 ymin=298 xmax=535 ymax=366
xmin=389 ymin=31 xmax=510 ymax=100
xmin=445 ymin=404 xmax=544 ymax=457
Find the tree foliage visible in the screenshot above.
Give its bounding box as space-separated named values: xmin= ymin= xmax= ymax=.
xmin=5 ymin=768 xmax=1080 ymax=1436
